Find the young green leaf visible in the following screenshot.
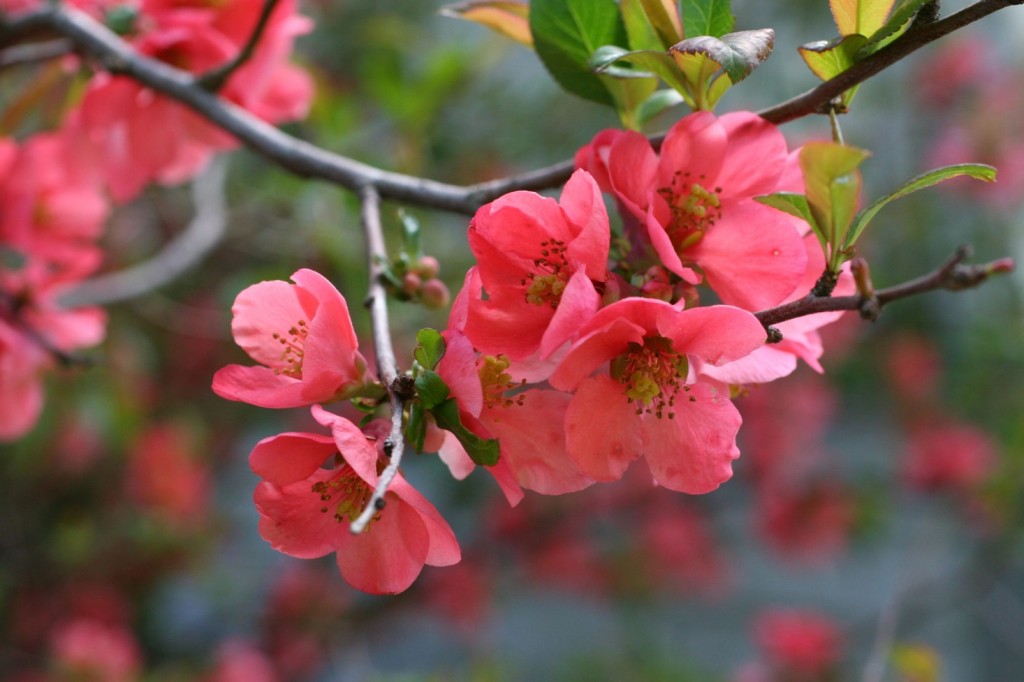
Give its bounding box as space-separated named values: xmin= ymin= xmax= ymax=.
xmin=844 ymin=164 xmax=997 ymax=249
xmin=430 ymin=399 xmax=501 ymax=466
xmin=756 ymin=192 xmax=823 ymax=251
xmin=855 ymin=0 xmax=934 ymax=58
xmin=635 ymin=88 xmax=685 ymax=126
xmin=406 ymin=402 xmax=428 ymax=452
xmin=415 ymin=370 xmax=451 ymax=410
xmin=592 ymin=45 xmax=694 ymax=103
xmin=529 ymin=0 xmax=628 ymax=105
xmin=413 ymin=327 xmax=446 ymax=370
xmin=620 ymin=0 xmax=682 ymax=50
xmin=799 ymin=142 xmax=871 ymax=268
xmin=680 ymin=0 xmax=734 ymax=39
xmin=830 ymin=0 xmax=896 ymax=36
xmin=441 ymin=1 xmax=532 ymax=46
xmin=799 ymin=34 xmax=868 ymax=82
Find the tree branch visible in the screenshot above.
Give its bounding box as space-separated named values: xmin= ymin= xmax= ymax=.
xmin=2 ymin=1 xmax=1018 ymax=215
xmin=754 ymin=246 xmax=1016 ymax=328
xmin=57 ymin=156 xmax=229 ymax=308
xmin=195 ymin=0 xmax=279 ymax=92
xmin=351 ymin=184 xmax=407 ymax=535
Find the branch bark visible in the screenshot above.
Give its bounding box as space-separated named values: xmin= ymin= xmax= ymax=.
xmin=754 ymin=246 xmax=1016 ymax=329
xmin=351 ymin=184 xmax=407 ymax=534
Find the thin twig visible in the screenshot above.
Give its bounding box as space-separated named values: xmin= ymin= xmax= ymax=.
xmin=754 ymin=246 xmax=1015 ymax=328
xmin=195 ymin=0 xmax=279 ymax=92
xmin=350 ymin=184 xmax=406 ymax=534
xmin=0 ymin=38 xmax=70 ymax=68
xmin=57 ymin=156 xmax=230 ymax=308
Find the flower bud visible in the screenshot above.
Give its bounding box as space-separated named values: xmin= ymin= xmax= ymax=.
xmin=416 ymin=255 xmax=441 ymax=279
xmin=402 ymin=272 xmax=422 ymax=296
xmin=419 ymin=278 xmax=450 ymax=309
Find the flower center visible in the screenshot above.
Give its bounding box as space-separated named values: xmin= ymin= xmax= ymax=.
xmin=521 ymin=239 xmax=570 ymax=308
xmin=478 ymin=354 xmax=526 ymax=410
xmin=611 ymin=335 xmax=692 ymax=419
xmin=271 ymin=319 xmax=308 ymax=377
xmin=657 ymin=172 xmax=723 ymax=252
xmin=312 ymin=462 xmax=379 ymax=529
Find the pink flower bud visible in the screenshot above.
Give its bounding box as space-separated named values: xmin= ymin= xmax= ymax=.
xmin=416 ymin=255 xmax=440 ymax=279
xmin=419 ymin=278 xmax=450 ymax=309
xmin=402 ymin=272 xmax=422 ymax=295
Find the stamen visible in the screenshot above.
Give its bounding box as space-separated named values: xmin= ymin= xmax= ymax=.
xmin=612 ymin=336 xmax=691 ymax=419
xmin=271 ymin=319 xmax=308 ymax=377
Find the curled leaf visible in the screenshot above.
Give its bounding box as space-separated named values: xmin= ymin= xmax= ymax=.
xmin=441 ymin=1 xmax=532 ymax=46
xmin=669 ymin=28 xmax=774 ymax=84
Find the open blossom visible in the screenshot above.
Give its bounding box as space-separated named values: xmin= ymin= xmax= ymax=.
xmin=463 ymin=169 xmax=610 ymax=361
xmin=549 ymin=298 xmax=766 ymax=493
xmin=576 ymin=111 xmax=807 ymax=310
xmin=212 ymin=268 xmax=371 ymax=409
xmin=252 ymin=407 xmax=460 ymax=594
xmin=70 ymin=0 xmax=314 ymax=201
xmin=753 ymin=608 xmax=844 ymax=679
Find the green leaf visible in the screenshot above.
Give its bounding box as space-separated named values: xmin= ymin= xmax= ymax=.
xmin=670 ymin=29 xmax=774 ymax=84
xmin=755 ymin=192 xmax=816 ymax=224
xmin=635 ymin=88 xmax=685 ymax=126
xmin=592 ymin=45 xmax=694 ymax=103
xmin=415 ymin=370 xmax=450 ymax=410
xmin=680 ymin=0 xmax=734 ymax=39
xmin=529 ymin=0 xmax=628 ymax=105
xmin=830 ymin=0 xmax=895 ymax=36
xmin=413 ymin=328 xmax=446 ymax=370
xmin=600 ymin=71 xmax=660 ymax=130
xmin=398 ymin=209 xmax=421 ymax=256
xmin=799 ymin=33 xmax=868 ymax=82
xmin=756 ymin=192 xmax=824 ymax=252
xmin=845 ymin=163 xmax=997 ymax=249
xmin=440 ymin=1 xmax=532 ymax=46
xmin=430 ymin=399 xmax=501 ymax=466
xmin=406 ymin=402 xmax=428 ymax=452
xmin=621 ymin=0 xmax=682 ymax=50
xmin=855 ymin=0 xmax=933 ymax=57
xmin=799 ymin=142 xmax=871 ymax=266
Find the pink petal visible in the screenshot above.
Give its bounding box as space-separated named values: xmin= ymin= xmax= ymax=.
xmin=538 ymin=268 xmax=601 ymax=358
xmin=642 ymin=382 xmax=741 ymax=493
xmin=689 ymin=201 xmax=808 ymax=310
xmin=437 ymin=330 xmax=484 ymax=417
xmin=335 ymin=492 xmax=430 ymax=594
xmin=311 ymin=406 xmax=381 ymax=484
xmin=560 ymin=169 xmax=611 ymax=280
xmin=564 ymin=375 xmax=644 ymax=481
xmin=645 ymin=199 xmax=701 ymax=283
xmin=549 ymin=315 xmax=646 ymax=391
xmin=717 ymin=112 xmax=789 ymax=199
xmin=605 ymin=130 xmax=660 ymax=221
xmin=249 ymin=432 xmax=337 ymax=485
xmin=230 ymin=279 xmax=316 ymax=367
xmin=254 ymin=474 xmax=339 ymax=559
xmin=388 ymin=475 xmax=461 ymax=567
xmin=694 ymin=346 xmax=799 ymax=384
xmin=658 ymin=111 xmax=727 ymax=190
xmin=482 ymin=388 xmax=593 ymax=495
xmin=658 ymin=304 xmax=766 ymax=366
xmin=211 ymin=364 xmax=309 ymax=408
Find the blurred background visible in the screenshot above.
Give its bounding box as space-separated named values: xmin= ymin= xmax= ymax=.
xmin=1 ymin=0 xmax=1023 ymax=679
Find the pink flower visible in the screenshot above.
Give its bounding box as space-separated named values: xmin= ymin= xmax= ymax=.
xmin=577 ymin=111 xmax=808 ymax=309
xmin=902 ymin=419 xmax=997 ymax=492
xmin=212 ymin=268 xmax=371 ymax=409
xmin=252 ymin=407 xmax=460 ymax=594
xmin=549 ymin=298 xmax=766 ymax=493
xmin=753 ymin=609 xmax=843 ymax=679
xmin=756 ymin=480 xmax=855 ymax=563
xmin=68 ymin=0 xmax=314 ymax=201
xmin=463 ymin=169 xmax=610 ymax=361
xmin=50 ymin=618 xmax=142 ymax=682
xmin=205 ymin=639 xmax=279 ymax=682
xmin=433 ymin=326 xmax=593 ymax=499
xmin=124 ymin=423 xmax=209 ymax=526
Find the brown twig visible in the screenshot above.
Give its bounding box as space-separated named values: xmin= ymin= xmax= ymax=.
xmin=754 ymin=246 xmax=1016 ymax=328
xmin=0 ymin=38 xmax=70 ymax=68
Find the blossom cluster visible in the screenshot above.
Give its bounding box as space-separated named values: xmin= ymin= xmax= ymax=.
xmin=0 ymin=0 xmax=313 ymax=440
xmin=213 ymin=111 xmax=854 ymax=594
